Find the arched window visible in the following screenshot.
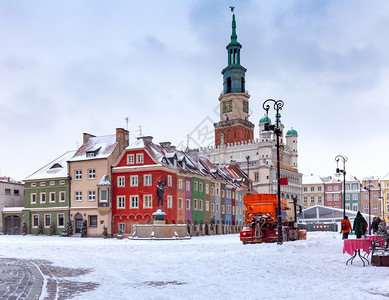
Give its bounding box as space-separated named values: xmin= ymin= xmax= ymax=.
xmin=227 ymin=77 xmax=232 ymax=93
xmin=241 ymin=77 xmax=245 ymax=92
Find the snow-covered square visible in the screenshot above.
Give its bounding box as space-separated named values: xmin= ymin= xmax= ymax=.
xmin=1 ymin=232 xmax=389 ymax=300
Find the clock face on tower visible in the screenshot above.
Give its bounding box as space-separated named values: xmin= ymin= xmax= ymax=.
xmin=243 ymin=100 xmax=248 ymax=113
xmin=223 ymin=100 xmax=232 ymax=113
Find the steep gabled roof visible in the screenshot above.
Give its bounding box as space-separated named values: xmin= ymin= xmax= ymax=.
xmin=25 ymin=150 xmax=76 ymax=180
xmin=70 ymin=135 xmax=117 ymax=162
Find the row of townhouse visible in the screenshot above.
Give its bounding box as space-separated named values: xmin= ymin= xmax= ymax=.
xmin=3 ymin=128 xmax=249 ymax=236
xmin=302 ymin=174 xmax=387 ymax=222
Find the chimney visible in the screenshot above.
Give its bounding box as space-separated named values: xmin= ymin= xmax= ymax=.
xmin=116 ymin=128 xmax=129 ymax=152
xmin=160 ymin=142 xmax=171 ymax=149
xmin=186 ymin=149 xmax=199 ymax=162
xmin=138 ymin=136 xmax=153 ymax=143
xmin=83 ymin=133 xmax=96 ymax=144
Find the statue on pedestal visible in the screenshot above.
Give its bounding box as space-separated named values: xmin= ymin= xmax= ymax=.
xmin=156 ymin=179 xmax=166 ymax=210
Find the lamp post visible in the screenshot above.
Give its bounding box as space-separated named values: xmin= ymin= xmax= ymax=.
xmin=246 ymin=155 xmax=250 ymax=191
xmin=262 ymin=98 xmax=284 ymax=245
xmin=363 ymin=176 xmax=373 ymax=235
xmin=335 ymin=155 xmax=347 ymax=218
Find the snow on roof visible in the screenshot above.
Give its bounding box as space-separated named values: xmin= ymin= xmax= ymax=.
xmin=302 ymin=175 xmax=323 ymax=185
xmin=25 ymin=150 xmax=76 ymax=181
xmin=2 ymin=207 xmax=24 ymax=212
xmin=126 ymin=138 xmax=145 ymax=150
xmin=70 ymin=135 xmax=117 ymax=162
xmin=97 ymin=174 xmax=111 ymax=186
xmin=0 ymin=177 xmax=22 ymax=184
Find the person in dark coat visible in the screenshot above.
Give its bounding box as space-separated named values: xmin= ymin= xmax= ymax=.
xmin=353 ymin=211 xmax=367 ymax=239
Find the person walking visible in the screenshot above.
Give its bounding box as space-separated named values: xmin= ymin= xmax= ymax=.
xmin=353 ymin=211 xmax=367 ymax=239
xmin=340 ymin=216 xmax=352 ymax=239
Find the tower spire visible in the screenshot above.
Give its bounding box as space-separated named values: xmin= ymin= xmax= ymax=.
xmin=230 ymin=6 xmax=237 ymax=44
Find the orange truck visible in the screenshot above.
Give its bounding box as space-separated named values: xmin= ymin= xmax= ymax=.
xmin=239 ymin=193 xmax=306 ymax=244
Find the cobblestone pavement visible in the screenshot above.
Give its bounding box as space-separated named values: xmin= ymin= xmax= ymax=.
xmin=0 ymin=258 xmax=99 ymax=300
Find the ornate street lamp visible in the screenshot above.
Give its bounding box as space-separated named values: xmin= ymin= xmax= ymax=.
xmin=335 ymin=155 xmax=347 ymax=219
xmin=363 ymin=176 xmax=373 ymax=235
xmin=262 ymin=99 xmax=284 ymax=245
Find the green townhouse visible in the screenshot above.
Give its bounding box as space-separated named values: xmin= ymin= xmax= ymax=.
xmin=192 ymin=177 xmax=205 ymax=225
xmin=23 ymin=150 xmax=76 ymax=235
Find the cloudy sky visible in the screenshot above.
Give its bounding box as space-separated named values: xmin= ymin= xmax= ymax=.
xmin=1 ymin=1 xmax=389 ymax=181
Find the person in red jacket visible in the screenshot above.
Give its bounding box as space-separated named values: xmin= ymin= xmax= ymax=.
xmin=340 ymin=216 xmax=352 ymax=239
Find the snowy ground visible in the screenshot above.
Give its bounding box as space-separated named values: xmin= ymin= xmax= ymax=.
xmin=1 ymin=232 xmax=389 ymax=300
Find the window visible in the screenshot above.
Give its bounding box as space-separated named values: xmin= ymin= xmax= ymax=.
xmin=352 ymin=204 xmax=358 ymax=211
xmin=143 ymin=195 xmax=152 ymax=208
xmin=222 ymin=190 xmax=225 ymax=198
xmin=49 ymin=192 xmax=55 ymax=203
xmin=373 ymin=193 xmax=378 ymax=199
xmin=40 ymin=182 xmax=46 ymax=187
xmin=59 ymin=191 xmax=65 ymax=202
xmin=130 ymin=195 xmax=139 ymax=208
xmin=328 ymin=186 xmax=333 ymax=191
xmin=194 ymin=182 xmax=198 ymax=191
xmin=131 ymin=176 xmax=138 ymax=186
xmin=352 ymin=194 xmax=358 ymax=201
xmin=127 ymin=154 xmax=134 ymax=164
xmin=178 ymin=198 xmax=183 ymax=210
xmin=40 ymin=192 xmax=46 ymax=203
xmin=179 ymin=179 xmax=183 ymax=190
xmin=346 ymin=194 xmax=350 ymax=200
xmin=373 ymin=204 xmax=378 ymax=213
xmin=206 ymin=201 xmax=209 ymax=211
xmin=119 ymin=223 xmax=125 ymax=233
xmin=136 ymin=153 xmax=144 ymax=164
xmin=167 ymin=195 xmax=173 ymax=208
xmin=194 ymin=199 xmax=198 ymax=210
xmin=334 ymin=194 xmax=339 ymax=201
xmin=50 ymin=181 xmax=55 ymax=186
xmin=211 ymin=202 xmax=215 ymax=212
xmin=118 ymin=176 xmax=125 ymax=187
xmin=222 ymin=205 xmax=225 ymax=214
xmin=310 ymin=197 xmax=315 ymax=203
xmin=144 ymin=175 xmax=152 ymax=186
xmin=100 ymin=189 xmax=108 ymax=202
xmin=352 ymin=184 xmax=359 ymax=190
xmin=75 ymin=191 xmax=82 ymax=201
xmin=117 ymin=196 xmax=125 ymax=209
xmin=328 ymin=195 xmax=332 ymax=201
xmin=60 ymin=180 xmax=65 ymax=185
xmin=88 ymin=169 xmax=96 ymax=179
xmin=334 ymin=186 xmax=339 ymax=191
xmin=364 ymin=193 xmax=368 ymax=200
xmin=304 ymin=197 xmax=307 ymax=203
xmin=168 ymin=175 xmax=172 ymax=187
xmin=318 ymin=196 xmax=322 ymax=203
xmin=211 ymin=186 xmax=215 ymax=195
xmin=89 ymin=216 xmax=97 ymax=227
xmin=311 ymin=187 xmax=314 ymax=192
xmin=31 ymin=183 xmax=36 ymax=187
xmin=75 ymin=170 xmax=82 ymax=180
xmin=31 ymin=193 xmax=37 ymax=204
xmin=254 ymin=173 xmax=259 ymax=182
xmin=58 ymin=214 xmax=64 ymax=227
xmin=88 ymin=191 xmax=96 ymax=201
xmin=205 ymin=184 xmax=209 ymax=194
xmin=44 ymin=214 xmax=51 ymax=227
xmin=33 ymin=215 xmax=39 ymax=228
xmin=12 ymin=189 xmax=20 ymax=196
xmin=364 ymin=204 xmax=368 ymax=213
xmin=318 ymin=187 xmax=322 ymax=192
xmin=186 ymin=182 xmax=190 ymax=191
xmin=216 ymin=203 xmax=220 ymax=212
xmin=345 ymin=185 xmax=350 ymax=191
xmin=199 ymin=183 xmax=203 ymax=192
xmin=199 ymin=200 xmax=203 ymax=210
xmin=186 ymin=199 xmax=191 ymax=210
xmin=303 ymin=187 xmax=307 ymax=192
xmin=345 ymin=205 xmax=350 ymax=210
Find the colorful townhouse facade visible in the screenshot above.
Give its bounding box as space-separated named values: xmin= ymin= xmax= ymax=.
xmin=111 ymin=136 xmax=248 ymax=237
xmin=302 ymin=175 xmax=324 ymax=209
xmin=68 ymin=128 xmax=129 ymax=237
xmin=345 ymin=175 xmax=361 ymax=212
xmin=23 ymin=150 xmax=76 ymax=235
xmin=380 ymin=173 xmax=389 ymax=223
xmin=360 ymin=177 xmax=381 ymax=219
xmin=322 ymin=176 xmax=342 ymax=208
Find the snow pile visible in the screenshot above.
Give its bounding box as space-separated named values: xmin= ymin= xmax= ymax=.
xmin=0 ymin=232 xmax=389 ymax=299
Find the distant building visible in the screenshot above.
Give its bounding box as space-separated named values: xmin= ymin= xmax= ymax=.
xmin=380 ymin=173 xmax=389 ymax=223
xmin=1 ymin=176 xmax=24 ymax=234
xmin=345 ymin=175 xmax=361 ymax=212
xmin=322 ymin=176 xmax=342 ymax=208
xmin=302 ymin=175 xmax=324 ymax=209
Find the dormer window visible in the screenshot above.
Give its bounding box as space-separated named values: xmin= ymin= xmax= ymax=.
xmin=50 ymin=163 xmax=62 ymax=169
xmin=86 ymin=147 xmax=101 ymax=158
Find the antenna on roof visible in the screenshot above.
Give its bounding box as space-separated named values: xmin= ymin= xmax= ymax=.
xmin=124 ymin=117 xmax=129 ymax=130
xmin=138 ymin=126 xmax=143 ymax=137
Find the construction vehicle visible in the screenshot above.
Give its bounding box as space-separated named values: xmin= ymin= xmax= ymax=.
xmin=239 ymin=193 xmax=306 ymax=244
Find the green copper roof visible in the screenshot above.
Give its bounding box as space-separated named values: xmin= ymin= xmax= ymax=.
xmin=286 ymin=128 xmax=298 ymax=136
xmin=227 ymin=12 xmax=242 ymax=48
xmin=259 ymin=114 xmax=271 ymax=124
xmin=274 ymin=112 xmax=284 ymax=127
